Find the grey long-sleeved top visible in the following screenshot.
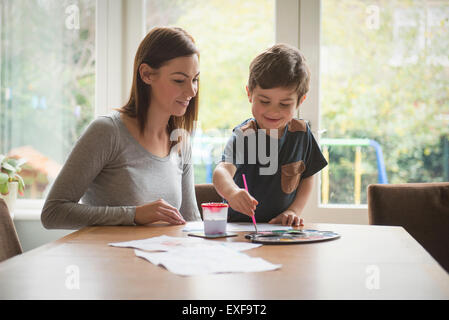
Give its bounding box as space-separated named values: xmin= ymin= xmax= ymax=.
xmin=41 ymin=112 xmax=201 ymax=229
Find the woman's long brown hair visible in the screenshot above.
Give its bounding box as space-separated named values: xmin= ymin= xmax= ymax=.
xmin=120 ymin=27 xmax=199 ymax=137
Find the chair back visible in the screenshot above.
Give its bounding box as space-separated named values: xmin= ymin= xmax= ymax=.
xmin=368 ymin=183 xmax=449 ymax=273
xmin=0 ymin=199 xmax=23 ymax=262
xmin=194 ymin=184 xmax=223 ymax=219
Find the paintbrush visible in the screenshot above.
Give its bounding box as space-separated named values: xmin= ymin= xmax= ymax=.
xmin=242 ymin=174 xmax=257 ymax=234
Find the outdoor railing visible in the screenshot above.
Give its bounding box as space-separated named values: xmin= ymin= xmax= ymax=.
xmin=320 ymin=138 xmax=388 ymax=205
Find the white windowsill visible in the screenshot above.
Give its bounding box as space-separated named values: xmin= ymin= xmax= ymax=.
xmin=13 ymin=199 xmax=44 ymax=221
xmin=319 ymin=204 xmax=368 ymax=210
xmin=13 ymin=208 xmax=42 ymax=221
xmin=11 ymin=203 xmax=369 ymax=221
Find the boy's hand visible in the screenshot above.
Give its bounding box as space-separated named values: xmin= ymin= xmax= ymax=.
xmin=227 ymin=189 xmax=258 ymax=217
xmin=268 ymin=209 xmax=304 ymax=227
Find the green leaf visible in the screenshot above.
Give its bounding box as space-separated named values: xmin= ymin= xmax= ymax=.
xmin=0 ymin=182 xmax=9 ymax=195
xmin=6 ymin=158 xmax=18 ymax=167
xmin=1 ymin=162 xmax=16 ymax=173
xmin=0 ymin=172 xmax=9 ymax=184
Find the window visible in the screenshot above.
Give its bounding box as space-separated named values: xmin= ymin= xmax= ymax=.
xmin=145 ymin=0 xmax=275 ymax=183
xmin=320 ymin=0 xmax=449 ymax=206
xmin=0 ymin=0 xmax=96 ymax=200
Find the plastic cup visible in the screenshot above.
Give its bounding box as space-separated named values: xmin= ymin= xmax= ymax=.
xmin=201 ymin=203 xmax=229 ymax=235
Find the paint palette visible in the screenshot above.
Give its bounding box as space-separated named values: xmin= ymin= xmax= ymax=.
xmin=244 ymin=229 xmax=340 ymax=244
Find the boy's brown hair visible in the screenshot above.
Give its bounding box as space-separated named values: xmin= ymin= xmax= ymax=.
xmin=248 ymin=44 xmax=310 ymax=104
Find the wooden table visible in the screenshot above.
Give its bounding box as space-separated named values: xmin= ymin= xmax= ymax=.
xmin=0 ymin=223 xmax=448 ymax=300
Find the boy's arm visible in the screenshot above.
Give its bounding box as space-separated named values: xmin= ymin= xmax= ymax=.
xmin=287 ymin=175 xmax=314 ymax=217
xmin=212 ymin=162 xmax=258 ymax=217
xmin=212 ymin=162 xmax=238 ymax=199
xmin=269 ymin=175 xmax=314 ymax=226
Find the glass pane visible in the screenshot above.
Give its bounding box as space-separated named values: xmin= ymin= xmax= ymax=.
xmin=145 ymin=0 xmax=275 ymax=183
xmin=320 ymin=0 xmax=449 ymax=205
xmin=0 ymin=0 xmax=96 ymax=199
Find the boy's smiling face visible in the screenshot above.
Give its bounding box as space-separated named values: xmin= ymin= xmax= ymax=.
xmin=247 ymin=85 xmax=306 ymax=136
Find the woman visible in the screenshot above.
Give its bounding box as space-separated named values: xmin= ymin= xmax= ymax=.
xmin=41 ymin=27 xmax=201 ymax=229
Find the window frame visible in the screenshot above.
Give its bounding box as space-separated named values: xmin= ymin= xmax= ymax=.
xmin=276 ymin=0 xmax=368 ymax=224
xmin=14 ymin=0 xmax=145 ymax=219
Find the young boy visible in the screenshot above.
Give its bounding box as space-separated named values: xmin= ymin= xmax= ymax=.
xmin=212 ymin=44 xmax=328 ymax=226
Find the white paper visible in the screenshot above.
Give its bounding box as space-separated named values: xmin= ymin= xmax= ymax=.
xmin=109 ymin=235 xmax=261 ymax=252
xmin=134 ymin=246 xmax=281 ymax=276
xmin=109 ymin=235 xmax=204 ymax=252
xmin=182 ymin=221 xmax=292 ymax=233
xmin=109 ymin=235 xmax=281 ymax=276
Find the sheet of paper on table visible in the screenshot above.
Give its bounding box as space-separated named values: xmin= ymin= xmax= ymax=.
xmin=135 ymin=246 xmax=281 ymax=276
xmin=182 ymin=221 xmax=293 ymax=233
xmin=109 ymin=235 xmax=281 ymax=276
xmin=109 ymin=235 xmax=260 ymax=252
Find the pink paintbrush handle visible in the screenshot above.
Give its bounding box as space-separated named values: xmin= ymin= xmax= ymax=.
xmin=242 ymin=174 xmax=257 ymax=230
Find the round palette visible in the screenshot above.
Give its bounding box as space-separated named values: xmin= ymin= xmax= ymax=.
xmin=244 ymin=229 xmax=340 ymax=244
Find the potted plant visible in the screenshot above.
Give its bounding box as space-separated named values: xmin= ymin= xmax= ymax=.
xmin=0 ymin=155 xmax=26 ymax=218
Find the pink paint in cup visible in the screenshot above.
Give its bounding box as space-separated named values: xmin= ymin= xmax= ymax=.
xmin=201 ymin=203 xmax=229 ymax=235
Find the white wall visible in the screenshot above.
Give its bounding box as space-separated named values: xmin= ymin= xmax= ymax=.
xmin=14 ymin=219 xmax=73 ymax=252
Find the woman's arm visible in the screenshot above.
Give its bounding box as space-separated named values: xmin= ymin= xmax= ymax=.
xmin=41 ymin=117 xmax=136 ymax=229
xmin=179 ymin=141 xmax=201 ymax=221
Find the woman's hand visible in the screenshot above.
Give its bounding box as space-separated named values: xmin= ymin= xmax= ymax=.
xmin=227 ymin=189 xmax=258 ymax=217
xmin=268 ymin=209 xmax=304 ymax=227
xmin=134 ymin=199 xmax=186 ymax=225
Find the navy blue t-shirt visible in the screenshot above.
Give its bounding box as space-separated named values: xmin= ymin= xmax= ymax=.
xmin=221 ymin=118 xmax=328 ymax=222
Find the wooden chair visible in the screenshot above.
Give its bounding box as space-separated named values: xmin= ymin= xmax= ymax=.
xmin=368 ymin=182 xmax=449 ymax=273
xmin=0 ymin=199 xmax=23 ymax=262
xmin=194 ymin=184 xmax=223 ymax=219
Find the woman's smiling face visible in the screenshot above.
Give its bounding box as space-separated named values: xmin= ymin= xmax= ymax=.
xmin=141 ymin=54 xmax=200 ymax=117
